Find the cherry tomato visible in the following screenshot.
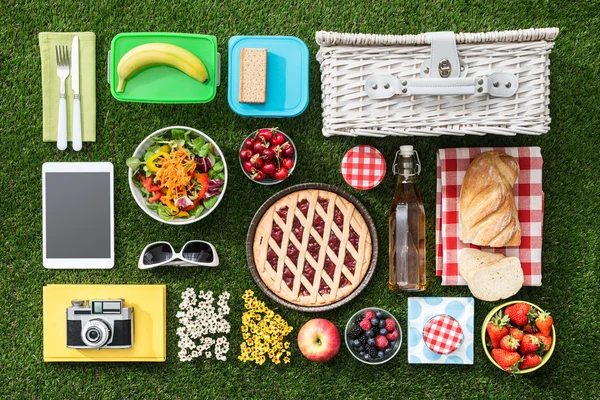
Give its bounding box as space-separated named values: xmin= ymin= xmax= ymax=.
xmin=274 ymin=167 xmax=289 ymax=181
xmin=239 ymin=148 xmax=253 ymax=161
xmin=282 ymin=158 xmax=294 ymax=170
xmin=257 ymin=128 xmax=273 ymax=143
xmin=271 ymin=132 xmax=285 ymax=146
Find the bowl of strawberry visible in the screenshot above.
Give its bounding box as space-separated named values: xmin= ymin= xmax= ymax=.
xmin=239 ymin=128 xmax=296 ymax=185
xmin=483 ymin=301 xmax=555 ymax=374
xmin=345 ymin=308 xmax=402 ymax=365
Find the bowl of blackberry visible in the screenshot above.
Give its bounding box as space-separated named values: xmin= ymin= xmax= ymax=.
xmin=345 ymin=308 xmax=402 ymax=364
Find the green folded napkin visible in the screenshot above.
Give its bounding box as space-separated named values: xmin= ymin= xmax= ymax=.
xmin=39 ymin=32 xmax=96 ymax=142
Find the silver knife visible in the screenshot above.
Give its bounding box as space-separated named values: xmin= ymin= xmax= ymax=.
xmin=71 ymin=36 xmax=82 ymax=151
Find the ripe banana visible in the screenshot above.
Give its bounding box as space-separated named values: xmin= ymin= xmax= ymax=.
xmin=116 ymin=43 xmax=209 ymax=92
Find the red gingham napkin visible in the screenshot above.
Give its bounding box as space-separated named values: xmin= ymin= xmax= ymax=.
xmin=341 ymin=145 xmax=386 ymax=190
xmin=435 ymin=147 xmax=544 ymax=286
xmin=423 ymin=315 xmax=464 ymax=355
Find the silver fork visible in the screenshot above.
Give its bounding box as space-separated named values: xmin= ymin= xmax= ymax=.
xmin=55 ymin=45 xmax=70 ymax=151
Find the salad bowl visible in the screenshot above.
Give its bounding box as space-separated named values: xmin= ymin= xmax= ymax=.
xmin=127 ymin=126 xmax=228 ymax=225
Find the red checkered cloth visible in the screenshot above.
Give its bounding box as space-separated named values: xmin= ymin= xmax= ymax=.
xmin=341 ymin=145 xmax=386 ymax=190
xmin=436 ymin=147 xmax=544 ymax=286
xmin=423 ymin=315 xmax=464 ymax=355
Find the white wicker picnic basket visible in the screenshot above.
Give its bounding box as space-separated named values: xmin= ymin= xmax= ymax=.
xmin=315 ymin=28 xmax=559 ymax=137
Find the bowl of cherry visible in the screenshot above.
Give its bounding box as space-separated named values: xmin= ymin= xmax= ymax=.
xmin=239 ymin=128 xmax=296 ymax=185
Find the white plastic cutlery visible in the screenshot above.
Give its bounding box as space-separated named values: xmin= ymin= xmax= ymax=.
xmin=55 ymin=45 xmax=70 ymax=151
xmin=71 ymin=36 xmax=82 ymax=151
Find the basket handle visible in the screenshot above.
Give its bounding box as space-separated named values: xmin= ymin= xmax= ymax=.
xmin=366 ymin=73 xmax=518 ymax=98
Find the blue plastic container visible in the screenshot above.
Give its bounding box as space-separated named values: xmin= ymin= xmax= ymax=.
xmin=228 ymin=36 xmax=309 ymax=117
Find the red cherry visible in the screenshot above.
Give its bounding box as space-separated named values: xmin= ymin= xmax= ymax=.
xmin=253 ymin=141 xmax=268 ymax=154
xmin=244 ymin=138 xmax=255 ymax=149
xmin=250 ymin=154 xmax=263 ymax=169
xmin=282 ymin=158 xmax=294 ymax=170
xmin=261 ymin=161 xmax=276 ymax=175
xmin=262 ymin=147 xmax=276 ymax=161
xmin=239 ymin=148 xmax=253 ymax=161
xmin=257 ymin=128 xmax=273 ymax=143
xmin=274 ymin=167 xmax=289 ymax=181
xmin=253 ymin=170 xmax=266 ymax=182
xmin=271 ymin=132 xmax=285 ymax=146
xmin=281 ymin=141 xmax=295 ymax=158
xmin=242 ymin=161 xmax=253 ymax=174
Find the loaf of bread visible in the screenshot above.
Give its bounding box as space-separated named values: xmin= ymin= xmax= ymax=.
xmin=239 ymin=48 xmax=267 ymax=103
xmin=459 ymin=248 xmax=523 ymax=301
xmin=459 ymin=151 xmax=521 ymax=247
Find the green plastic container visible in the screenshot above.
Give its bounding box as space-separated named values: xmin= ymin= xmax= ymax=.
xmin=108 ymin=32 xmax=220 ymax=103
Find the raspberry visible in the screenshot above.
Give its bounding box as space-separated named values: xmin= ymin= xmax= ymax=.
xmin=359 ymin=317 xmax=371 ymax=331
xmin=364 ymin=310 xmax=376 ymax=320
xmin=385 ymin=318 xmax=396 ymax=331
xmin=386 ymin=329 xmax=399 ymax=342
xmin=375 ymin=335 xmax=388 ymax=349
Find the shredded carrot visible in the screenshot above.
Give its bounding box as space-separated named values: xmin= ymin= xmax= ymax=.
xmin=155 ymin=146 xmax=196 ymax=203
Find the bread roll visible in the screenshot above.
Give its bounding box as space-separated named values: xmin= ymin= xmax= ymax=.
xmin=459 ymin=151 xmax=521 ymax=247
xmin=458 ymin=248 xmax=505 ymax=282
xmin=466 ymin=257 xmax=524 ymax=301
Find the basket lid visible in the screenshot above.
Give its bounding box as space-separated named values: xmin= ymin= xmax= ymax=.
xmin=341 ymin=145 xmax=387 ymax=190
xmin=423 ymin=314 xmax=464 ymax=355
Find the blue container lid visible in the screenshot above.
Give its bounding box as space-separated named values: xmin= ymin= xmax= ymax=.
xmin=228 ymin=36 xmax=309 ymax=118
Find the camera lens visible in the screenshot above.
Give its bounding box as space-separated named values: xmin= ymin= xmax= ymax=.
xmin=81 ymin=319 xmax=112 ymax=348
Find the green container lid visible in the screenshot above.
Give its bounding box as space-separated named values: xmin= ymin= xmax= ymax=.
xmin=108 ymin=32 xmax=219 ymax=103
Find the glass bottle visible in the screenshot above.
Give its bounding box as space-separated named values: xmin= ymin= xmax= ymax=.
xmin=388 ymin=145 xmax=426 ymax=291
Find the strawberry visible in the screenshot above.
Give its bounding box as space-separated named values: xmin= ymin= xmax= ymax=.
xmin=364 ymin=310 xmax=376 ymax=320
xmin=500 ymin=335 xmax=520 ymax=352
xmin=520 ymin=353 xmax=542 ymax=370
xmin=386 ymin=329 xmax=399 ymax=342
xmin=359 ymin=317 xmax=371 ymax=331
xmin=524 ymin=322 xmax=539 ymax=334
xmin=375 ymin=335 xmax=389 ymax=349
xmin=535 ymin=311 xmax=553 ymax=336
xmin=521 ymin=334 xmax=541 ymax=354
xmin=535 ymin=333 xmax=552 ymax=352
xmin=486 ymin=311 xmax=511 ymax=349
xmin=510 ymin=327 xmax=525 ymax=341
xmin=385 ymin=318 xmax=396 ymax=331
xmin=491 ymin=349 xmax=522 ymax=372
xmin=504 ymin=302 xmax=531 ymax=326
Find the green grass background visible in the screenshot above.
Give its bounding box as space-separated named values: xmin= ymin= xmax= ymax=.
xmin=1 ymin=0 xmax=599 ymax=398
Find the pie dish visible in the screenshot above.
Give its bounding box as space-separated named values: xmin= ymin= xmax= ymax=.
xmin=247 ymin=183 xmax=377 ymax=312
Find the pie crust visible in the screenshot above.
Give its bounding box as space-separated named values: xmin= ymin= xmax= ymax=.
xmin=252 ymin=189 xmax=373 ymax=307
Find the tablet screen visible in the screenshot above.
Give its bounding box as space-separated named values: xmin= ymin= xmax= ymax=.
xmin=45 ymin=172 xmax=111 ymax=259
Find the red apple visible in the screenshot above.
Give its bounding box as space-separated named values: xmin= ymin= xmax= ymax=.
xmin=297 ymin=318 xmax=340 ymax=362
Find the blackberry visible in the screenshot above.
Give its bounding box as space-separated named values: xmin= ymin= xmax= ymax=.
xmin=355 ymin=315 xmax=364 ymax=325
xmin=367 ymin=344 xmax=378 ymax=359
xmin=359 ymin=335 xmax=368 ymax=345
xmin=348 ymin=325 xmax=363 ymax=340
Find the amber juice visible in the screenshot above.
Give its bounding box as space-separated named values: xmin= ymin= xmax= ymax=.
xmin=388 ymin=158 xmax=426 ymax=291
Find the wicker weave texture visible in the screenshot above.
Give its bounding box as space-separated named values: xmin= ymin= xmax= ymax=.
xmin=316 ymin=29 xmax=558 ymax=137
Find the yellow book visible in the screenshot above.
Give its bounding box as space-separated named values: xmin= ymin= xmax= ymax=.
xmin=43 ymin=284 xmax=166 ymax=362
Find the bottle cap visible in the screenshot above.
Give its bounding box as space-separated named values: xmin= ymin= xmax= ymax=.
xmin=340 ymin=145 xmax=387 ymax=190
xmin=423 ymin=314 xmax=464 ymax=355
xmin=399 ymin=145 xmax=414 ymax=157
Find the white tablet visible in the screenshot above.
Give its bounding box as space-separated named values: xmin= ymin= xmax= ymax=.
xmin=42 ymin=162 xmax=114 ymax=269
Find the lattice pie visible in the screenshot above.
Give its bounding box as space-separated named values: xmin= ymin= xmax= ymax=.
xmin=252 ymin=189 xmax=373 ymax=307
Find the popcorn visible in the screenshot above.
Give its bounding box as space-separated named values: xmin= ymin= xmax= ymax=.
xmin=177 ymin=288 xmax=230 ymax=362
